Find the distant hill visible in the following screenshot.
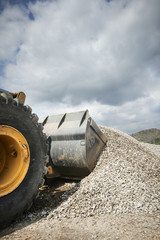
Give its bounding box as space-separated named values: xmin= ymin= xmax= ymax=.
xmin=131 ymin=128 xmax=160 ymax=145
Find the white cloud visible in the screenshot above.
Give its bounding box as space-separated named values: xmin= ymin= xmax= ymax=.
xmin=0 ymin=6 xmax=28 ymax=61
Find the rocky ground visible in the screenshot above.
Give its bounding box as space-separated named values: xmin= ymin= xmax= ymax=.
xmin=0 ymin=127 xmax=160 ymax=240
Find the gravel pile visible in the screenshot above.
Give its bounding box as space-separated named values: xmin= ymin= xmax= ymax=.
xmin=47 ymin=127 xmax=160 ymax=219
xmin=139 ymin=142 xmax=160 ymax=157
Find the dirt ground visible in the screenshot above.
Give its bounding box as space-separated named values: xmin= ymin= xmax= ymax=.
xmin=0 ymin=180 xmax=160 ymax=240
xmin=1 ymin=214 xmax=160 ymax=240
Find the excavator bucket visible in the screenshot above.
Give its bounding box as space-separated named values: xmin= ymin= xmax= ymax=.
xmin=42 ymin=110 xmax=107 ymax=179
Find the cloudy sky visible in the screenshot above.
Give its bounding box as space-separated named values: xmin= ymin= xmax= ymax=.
xmin=0 ymin=0 xmax=160 ymax=134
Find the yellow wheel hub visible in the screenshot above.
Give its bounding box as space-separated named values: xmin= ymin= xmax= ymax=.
xmin=0 ymin=125 xmax=30 ymax=197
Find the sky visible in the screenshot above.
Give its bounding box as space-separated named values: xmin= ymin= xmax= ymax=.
xmin=0 ymin=0 xmax=160 ymax=134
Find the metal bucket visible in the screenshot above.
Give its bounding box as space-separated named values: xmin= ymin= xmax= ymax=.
xmin=42 ymin=110 xmax=107 ymax=179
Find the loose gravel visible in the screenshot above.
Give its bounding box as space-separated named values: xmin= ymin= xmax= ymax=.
xmin=47 ymin=126 xmax=160 ymax=219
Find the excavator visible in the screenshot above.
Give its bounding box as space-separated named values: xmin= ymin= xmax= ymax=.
xmin=0 ymin=89 xmax=107 ymax=228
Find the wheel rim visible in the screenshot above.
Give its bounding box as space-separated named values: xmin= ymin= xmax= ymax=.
xmin=0 ymin=125 xmax=30 ymax=197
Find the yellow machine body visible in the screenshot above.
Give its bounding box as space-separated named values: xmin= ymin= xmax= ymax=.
xmin=0 ymin=89 xmax=26 ymax=104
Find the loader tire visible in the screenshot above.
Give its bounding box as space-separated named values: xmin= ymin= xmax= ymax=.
xmin=0 ymin=93 xmax=47 ymax=228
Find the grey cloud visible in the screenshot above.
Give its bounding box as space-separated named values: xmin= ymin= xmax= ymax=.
xmin=0 ymin=0 xmax=160 ymax=133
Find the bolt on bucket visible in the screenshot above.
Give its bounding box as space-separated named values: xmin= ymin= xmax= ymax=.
xmin=42 ymin=110 xmax=107 ymax=179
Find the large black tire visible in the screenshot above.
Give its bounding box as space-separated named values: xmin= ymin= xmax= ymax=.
xmin=0 ymin=93 xmax=47 ymax=228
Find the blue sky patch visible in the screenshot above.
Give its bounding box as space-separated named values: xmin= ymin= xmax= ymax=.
xmin=0 ymin=0 xmax=38 ymax=20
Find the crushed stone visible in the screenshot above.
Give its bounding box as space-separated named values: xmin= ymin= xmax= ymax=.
xmin=46 ymin=126 xmax=160 ymax=219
